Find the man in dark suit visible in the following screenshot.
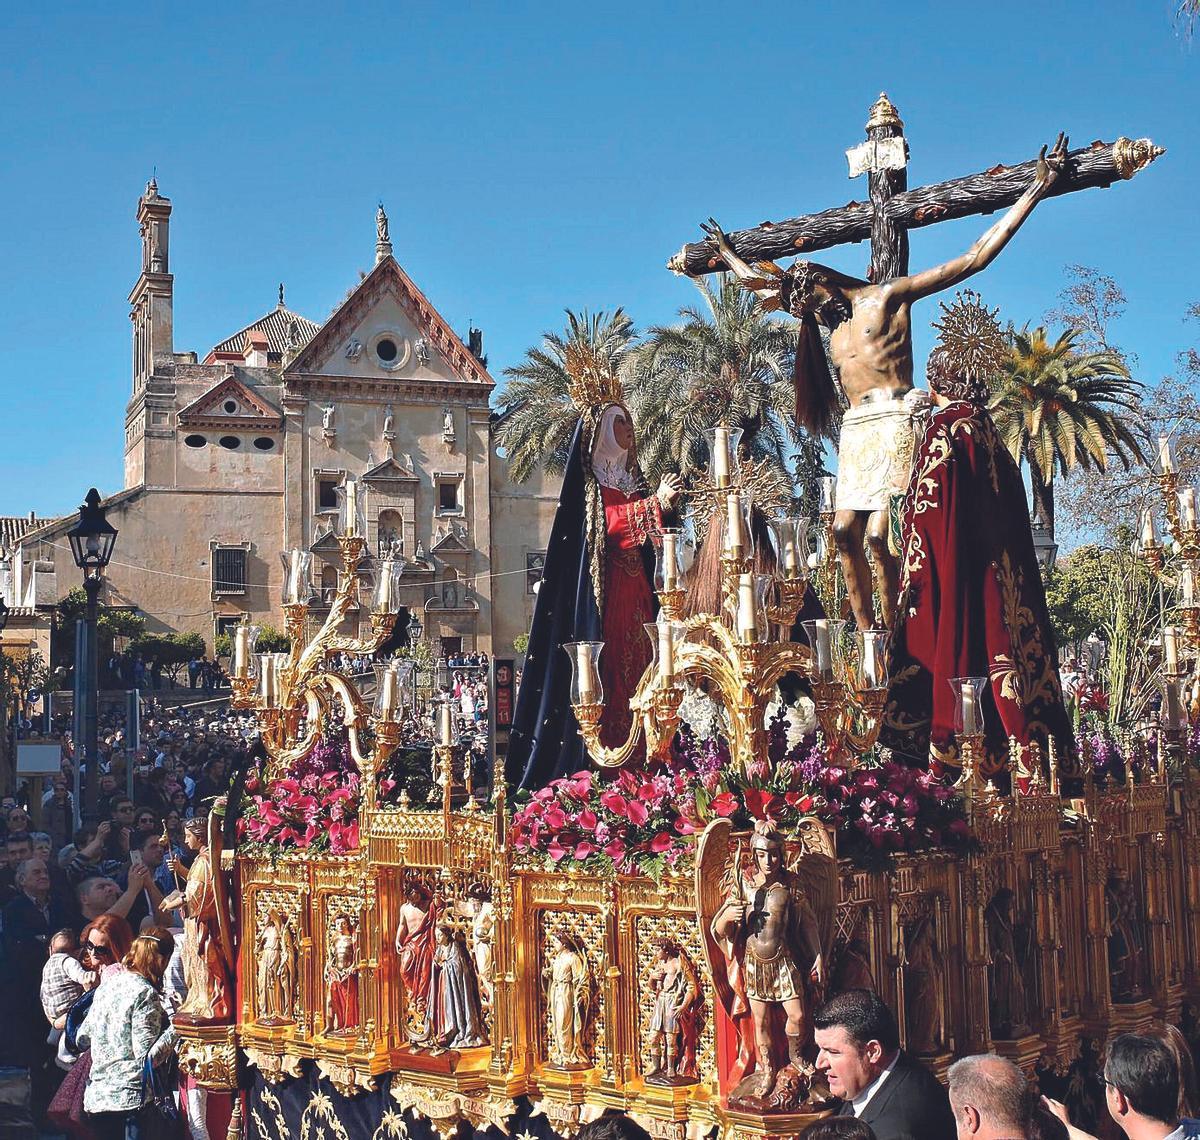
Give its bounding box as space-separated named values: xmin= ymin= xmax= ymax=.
xmin=813 ymin=989 xmax=956 ymax=1140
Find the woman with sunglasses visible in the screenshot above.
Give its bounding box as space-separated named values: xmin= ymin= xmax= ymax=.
xmin=79 ymin=930 xmax=177 ymax=1140
xmin=133 ymin=810 xmax=160 ymax=835
xmin=79 ymin=915 xmax=134 ymax=983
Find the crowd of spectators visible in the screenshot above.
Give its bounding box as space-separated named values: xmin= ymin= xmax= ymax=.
xmin=0 ymin=698 xmax=251 ymax=1137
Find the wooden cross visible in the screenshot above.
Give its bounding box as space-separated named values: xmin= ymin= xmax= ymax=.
xmin=668 ymin=93 xmax=1164 ymax=285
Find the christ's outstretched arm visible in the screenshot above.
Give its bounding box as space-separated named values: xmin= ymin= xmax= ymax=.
xmin=896 ymin=133 xmax=1069 ymax=302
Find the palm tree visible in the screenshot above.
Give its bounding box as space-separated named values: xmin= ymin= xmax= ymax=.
xmin=624 ymin=274 xmax=804 ymax=488
xmin=989 ymin=326 xmax=1146 ymax=538
xmin=494 ymin=309 xmax=636 ymax=483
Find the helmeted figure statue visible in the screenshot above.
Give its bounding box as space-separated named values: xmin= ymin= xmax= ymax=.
xmin=697 ymin=818 xmax=835 ymax=1111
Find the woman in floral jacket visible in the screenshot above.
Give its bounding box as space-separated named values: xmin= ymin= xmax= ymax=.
xmin=79 ymin=931 xmax=176 ymax=1139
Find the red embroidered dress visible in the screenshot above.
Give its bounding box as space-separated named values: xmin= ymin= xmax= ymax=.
xmin=599 ymin=485 xmax=663 ymax=750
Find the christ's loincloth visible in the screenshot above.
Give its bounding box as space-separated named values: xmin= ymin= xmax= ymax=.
xmin=836 ymin=396 xmax=921 ymax=513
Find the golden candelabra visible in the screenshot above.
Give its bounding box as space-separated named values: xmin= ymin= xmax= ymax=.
xmin=568 ymin=428 xmax=892 ymax=773
xmin=1138 ymin=439 xmax=1200 ymax=724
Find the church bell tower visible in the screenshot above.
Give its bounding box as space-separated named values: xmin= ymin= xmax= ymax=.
xmin=125 ymin=178 xmax=175 ymax=487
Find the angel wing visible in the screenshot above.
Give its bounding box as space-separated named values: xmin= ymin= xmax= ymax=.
xmin=695 ymin=819 xmax=736 ymax=1020
xmin=790 ymin=817 xmax=839 ymax=958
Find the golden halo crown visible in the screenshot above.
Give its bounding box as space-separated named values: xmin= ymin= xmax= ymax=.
xmin=565 ymin=342 xmax=624 ymax=413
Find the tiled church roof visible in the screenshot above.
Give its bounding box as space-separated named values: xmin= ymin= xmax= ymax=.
xmin=208 ymin=305 xmax=321 ymax=358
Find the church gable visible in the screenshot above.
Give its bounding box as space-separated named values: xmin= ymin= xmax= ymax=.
xmin=284 ymin=256 xmax=493 ymax=389
xmin=177 ymin=375 xmax=283 ymax=430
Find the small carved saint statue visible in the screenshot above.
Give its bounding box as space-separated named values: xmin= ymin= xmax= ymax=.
xmin=322 ymin=403 xmax=336 ymax=433
xmin=324 ymin=913 xmax=360 ymax=1035
xmin=255 ymin=908 xmax=298 ymax=1025
xmin=544 ymin=928 xmax=594 ymax=1068
xmin=984 ymin=888 xmax=1030 ymax=1038
xmin=383 ymin=404 xmax=395 ymax=437
xmin=425 ymin=924 xmax=488 ymax=1050
xmin=645 ymin=938 xmax=701 ymax=1085
xmin=468 ymin=885 xmax=495 ymax=1009
xmin=394 ymin=884 xmax=438 ymax=1037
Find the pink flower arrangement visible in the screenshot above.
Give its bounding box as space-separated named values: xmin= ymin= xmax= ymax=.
xmin=510 ymin=722 xmax=974 ymax=878
xmin=239 ymin=732 xmax=362 ymax=856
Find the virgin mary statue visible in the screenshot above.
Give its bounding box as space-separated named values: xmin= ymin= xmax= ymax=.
xmin=507 ymin=354 xmax=681 ymax=793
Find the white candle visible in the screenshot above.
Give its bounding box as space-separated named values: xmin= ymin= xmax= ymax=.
xmin=1141 ymin=509 xmax=1158 ymax=551
xmin=657 ymin=621 xmax=675 ymax=678
xmin=344 ymin=480 xmax=360 ymax=537
xmin=812 ymin=619 xmax=831 ymax=676
xmin=862 ymin=638 xmax=879 ymax=688
xmin=661 ymin=532 xmax=679 ymax=591
xmin=1182 ymin=488 xmax=1198 ymax=530
xmin=1164 ymin=626 xmax=1180 ymax=672
xmin=713 ymin=427 xmax=731 ymax=488
xmin=820 ymin=476 xmax=837 ymax=514
xmin=288 ymin=550 xmax=303 ymax=603
xmin=439 ymin=700 xmax=454 ymax=746
xmin=234 ymin=626 xmax=249 ymax=678
xmin=736 ymin=574 xmax=758 ymax=642
xmin=1166 ymin=678 xmax=1184 ymax=729
xmin=782 ymin=530 xmax=800 ymax=576
xmin=377 ymin=561 xmax=394 ymax=611
xmin=1184 ymin=565 xmax=1196 ymax=607
xmin=961 ymin=684 xmax=979 ymax=735
xmin=380 ymin=668 xmax=399 ymax=716
xmin=574 ymin=644 xmax=596 ymax=703
xmin=1159 ymin=436 xmax=1176 ymax=475
xmin=725 ymin=493 xmax=745 ymax=559
xmin=261 ymin=657 xmax=280 ymax=706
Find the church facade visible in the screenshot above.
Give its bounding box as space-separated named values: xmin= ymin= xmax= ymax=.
xmin=9 ymin=182 xmax=557 ymax=659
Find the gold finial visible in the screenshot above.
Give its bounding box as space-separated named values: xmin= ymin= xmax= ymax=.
xmin=1112 ymin=137 xmax=1165 ymax=180
xmin=866 ymin=92 xmax=904 ymax=132
xmin=564 ymin=341 xmax=624 ymax=413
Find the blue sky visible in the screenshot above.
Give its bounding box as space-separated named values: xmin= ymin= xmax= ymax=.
xmin=0 ymin=1 xmax=1195 ymax=517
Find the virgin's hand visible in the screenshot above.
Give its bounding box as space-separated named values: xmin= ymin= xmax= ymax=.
xmin=656 ymin=474 xmax=683 ymax=508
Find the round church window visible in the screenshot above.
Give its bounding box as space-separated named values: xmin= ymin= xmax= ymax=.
xmin=376 ymin=338 xmax=398 ymax=363
xmin=223 ymin=399 xmax=238 ymax=413
xmin=218 ymin=436 xmax=241 ymax=450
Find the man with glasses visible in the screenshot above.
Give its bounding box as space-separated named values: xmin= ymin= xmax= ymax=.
xmin=1102 ymin=1033 xmax=1198 ymax=1140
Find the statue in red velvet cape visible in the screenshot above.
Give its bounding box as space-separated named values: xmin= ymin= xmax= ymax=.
xmin=882 ymin=345 xmax=1070 ymax=778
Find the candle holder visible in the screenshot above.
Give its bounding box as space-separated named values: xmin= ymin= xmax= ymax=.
xmin=812 ymin=679 xmax=848 ymax=747
xmin=766 ymin=577 xmax=809 ymax=628
xmin=654 ymin=528 xmax=686 ymax=595
xmin=802 ymin=619 xmax=846 ymax=684
xmin=956 ymin=733 xmax=987 ymax=810
xmin=257 ymin=652 xmax=288 ymax=709
xmin=950 ymin=676 xmax=988 ymax=738
xmin=644 ymin=619 xmax=685 ymax=687
xmin=707 ymin=425 xmax=744 ymax=490
xmin=656 ymin=588 xmax=687 ymax=621
xmin=564 ymin=641 xmax=605 ymax=708
xmin=370 ymin=556 xmax=406 ymax=618
xmin=231 ymin=621 xmax=261 ymax=681
xmin=722 ymin=490 xmax=755 ymax=564
xmin=230 ymin=676 xmax=258 ymax=709
xmin=767 ymin=513 xmax=811 ymax=582
xmin=850 ymin=629 xmax=890 ymax=694
xmin=282 ymin=602 xmax=308 ymax=644
xmin=335 ymin=477 xmax=368 ymax=541
xmin=280 ymin=550 xmax=314 ymax=607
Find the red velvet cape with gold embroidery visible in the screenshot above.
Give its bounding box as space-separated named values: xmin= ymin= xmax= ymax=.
xmin=883 ymin=402 xmax=1070 ymax=777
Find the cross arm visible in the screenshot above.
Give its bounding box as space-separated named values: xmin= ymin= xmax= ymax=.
xmin=667 ymin=138 xmax=1163 ymax=278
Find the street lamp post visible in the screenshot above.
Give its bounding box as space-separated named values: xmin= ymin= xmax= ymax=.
xmin=67 ymin=489 xmax=117 ymax=824
xmin=1030 ymin=515 xmax=1059 ymax=575
xmin=406 ymin=611 xmax=423 ymax=713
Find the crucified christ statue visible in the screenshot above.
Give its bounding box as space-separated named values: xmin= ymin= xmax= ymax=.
xmin=704 ymin=133 xmax=1069 ymax=632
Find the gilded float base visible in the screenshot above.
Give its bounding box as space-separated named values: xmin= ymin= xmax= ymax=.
xmin=722 ymin=1105 xmax=831 ymax=1140
xmin=243 ymin=1045 xmax=304 ymax=1084
xmin=538 ymin=1063 xmax=598 ymax=1104
xmin=390 ymin=1044 xmax=491 ymax=1092
xmin=175 ymin=1025 xmax=238 ymax=1091
xmin=993 ymin=1035 xmax=1051 ymax=1077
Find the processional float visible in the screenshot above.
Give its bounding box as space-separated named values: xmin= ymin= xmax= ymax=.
xmin=167 ymin=96 xmax=1189 ymax=1140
